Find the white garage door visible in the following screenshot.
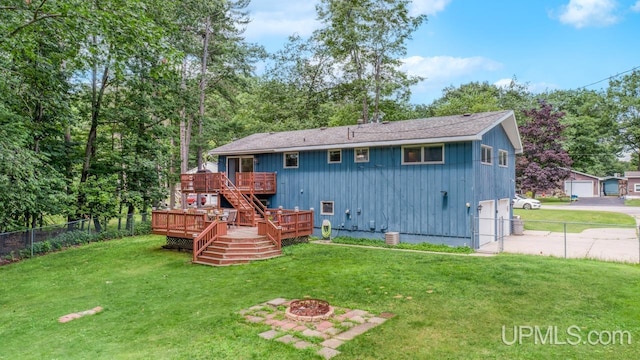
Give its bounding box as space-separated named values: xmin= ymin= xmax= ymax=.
xmin=564 ymin=180 xmax=594 ymax=198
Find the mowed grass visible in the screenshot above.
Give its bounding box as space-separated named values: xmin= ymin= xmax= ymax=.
xmin=1 ymin=236 xmax=640 ymax=359
xmin=514 ymin=208 xmax=637 ymax=233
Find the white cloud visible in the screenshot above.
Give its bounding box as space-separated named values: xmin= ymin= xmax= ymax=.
xmin=557 ymin=0 xmax=620 ymax=28
xmin=245 ymin=2 xmax=319 ymax=40
xmin=410 ymin=0 xmax=452 ymax=16
xmin=631 ymin=0 xmax=640 ymax=12
xmin=494 ymin=78 xmax=515 ymax=89
xmin=401 ymin=55 xmax=503 ymax=80
xmin=493 ymin=78 xmax=559 ymax=94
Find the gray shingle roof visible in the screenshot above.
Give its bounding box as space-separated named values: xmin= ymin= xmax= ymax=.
xmin=210 ymin=110 xmax=521 ymax=155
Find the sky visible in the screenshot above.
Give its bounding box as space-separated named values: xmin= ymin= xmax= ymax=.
xmin=243 ymin=0 xmax=640 ymax=105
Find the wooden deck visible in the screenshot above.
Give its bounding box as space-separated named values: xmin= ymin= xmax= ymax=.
xmin=181 ymin=172 xmax=276 ymax=195
xmin=151 ymin=209 xmax=314 ymax=266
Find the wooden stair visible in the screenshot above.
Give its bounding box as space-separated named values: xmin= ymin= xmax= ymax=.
xmin=219 ymin=174 xmax=264 ymax=226
xmin=193 ymin=230 xmax=281 ymax=266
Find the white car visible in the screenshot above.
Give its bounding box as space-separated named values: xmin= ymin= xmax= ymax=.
xmin=512 ymin=194 xmax=541 ymax=210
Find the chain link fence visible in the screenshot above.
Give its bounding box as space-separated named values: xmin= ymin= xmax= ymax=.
xmin=478 ymin=216 xmax=640 ymax=263
xmin=0 ymin=214 xmax=151 ymax=260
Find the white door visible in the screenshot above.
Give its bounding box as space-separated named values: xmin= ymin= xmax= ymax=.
xmin=564 ymin=180 xmax=594 ymax=198
xmin=497 ymin=199 xmax=511 ymax=237
xmin=478 ymin=200 xmax=495 ymax=246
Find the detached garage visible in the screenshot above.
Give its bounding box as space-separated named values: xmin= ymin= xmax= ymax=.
xmin=564 ymin=180 xmax=596 ymax=198
xmin=563 ymin=169 xmax=599 ymax=198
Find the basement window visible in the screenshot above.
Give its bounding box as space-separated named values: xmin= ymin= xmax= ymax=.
xmin=321 ymin=201 xmax=334 ymax=215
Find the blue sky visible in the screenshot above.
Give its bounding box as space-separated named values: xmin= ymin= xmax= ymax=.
xmin=243 ymin=0 xmax=640 ymax=105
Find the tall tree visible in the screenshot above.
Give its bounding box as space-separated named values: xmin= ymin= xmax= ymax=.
xmin=314 ymin=0 xmax=426 ymax=123
xmin=542 ymin=89 xmax=621 ymax=176
xmin=427 ymin=79 xmax=534 ymax=118
xmin=607 ymin=70 xmax=640 ymax=170
xmin=516 ymin=101 xmax=572 ymax=197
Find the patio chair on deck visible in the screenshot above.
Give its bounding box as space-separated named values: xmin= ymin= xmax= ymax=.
xmin=226 ymin=210 xmax=237 ymax=228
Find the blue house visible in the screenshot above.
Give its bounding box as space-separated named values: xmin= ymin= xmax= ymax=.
xmin=209 ymin=110 xmax=522 ymax=249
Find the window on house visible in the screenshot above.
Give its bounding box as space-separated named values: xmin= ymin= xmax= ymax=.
xmin=284 ymin=152 xmax=299 ymax=168
xmin=403 ymin=146 xmax=422 ymax=163
xmin=424 ymin=145 xmax=443 ymax=163
xmin=635 ymin=184 xmax=640 ymax=192
xmin=328 ymin=149 xmax=342 ymax=163
xmin=498 ymin=149 xmax=508 ymax=167
xmin=355 ymin=147 xmax=369 ymax=163
xmin=321 ymin=201 xmax=334 ymax=215
xmin=481 ymin=145 xmax=493 ymax=165
xmin=402 ymin=144 xmax=444 ymax=164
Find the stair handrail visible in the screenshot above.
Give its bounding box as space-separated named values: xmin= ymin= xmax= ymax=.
xmin=193 ymin=220 xmax=226 ymax=262
xmin=220 ymin=173 xmax=253 ymax=210
xmin=258 ymin=219 xmax=282 ymax=249
xmin=247 ymin=192 xmax=267 ymax=219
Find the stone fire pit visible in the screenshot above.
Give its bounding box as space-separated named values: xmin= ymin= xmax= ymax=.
xmin=285 ymin=299 xmax=334 ymax=322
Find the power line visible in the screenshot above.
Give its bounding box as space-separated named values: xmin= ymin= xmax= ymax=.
xmin=578 ymin=65 xmax=640 ymax=90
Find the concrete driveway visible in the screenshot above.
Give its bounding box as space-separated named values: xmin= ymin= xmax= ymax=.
xmin=479 ymin=197 xmax=640 ymax=263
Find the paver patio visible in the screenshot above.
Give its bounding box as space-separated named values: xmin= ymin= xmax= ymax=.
xmin=241 ymin=298 xmax=394 ymax=359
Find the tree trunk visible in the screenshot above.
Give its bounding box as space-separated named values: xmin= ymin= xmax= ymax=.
xmin=197 ymin=16 xmax=211 ymax=170
xmin=78 ymin=42 xmax=110 ymax=218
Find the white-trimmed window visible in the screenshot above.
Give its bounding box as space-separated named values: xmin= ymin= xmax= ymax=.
xmin=321 ymin=201 xmax=334 ymax=215
xmin=284 ymin=152 xmax=299 ymax=168
xmin=402 ymin=144 xmax=444 ymax=165
xmin=481 ymin=145 xmax=493 ymax=165
xmin=328 ymin=149 xmax=342 ymax=164
xmin=355 ymin=147 xmax=369 ymax=163
xmin=498 ymin=149 xmax=508 ymax=167
xmin=635 ymin=184 xmax=640 ymax=192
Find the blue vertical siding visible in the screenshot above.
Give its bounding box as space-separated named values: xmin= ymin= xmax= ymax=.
xmin=238 ymin=143 xmax=477 ymax=246
xmin=474 ymin=125 xmax=516 ymax=203
xmin=216 ymin=126 xmax=516 ymax=248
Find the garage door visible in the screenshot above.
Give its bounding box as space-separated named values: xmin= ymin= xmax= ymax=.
xmin=564 ymin=180 xmax=594 ymax=198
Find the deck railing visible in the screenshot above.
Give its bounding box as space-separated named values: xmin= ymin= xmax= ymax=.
xmin=152 ymin=210 xmax=206 ymax=237
xmin=258 ymin=209 xmax=314 ymax=248
xmin=236 ymin=173 xmax=277 ymax=194
xmin=152 ymin=209 xmax=314 ymax=251
xmin=180 ymin=172 xmax=276 ymax=194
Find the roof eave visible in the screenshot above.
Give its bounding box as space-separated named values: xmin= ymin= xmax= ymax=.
xmin=208 ymin=135 xmax=483 ymax=155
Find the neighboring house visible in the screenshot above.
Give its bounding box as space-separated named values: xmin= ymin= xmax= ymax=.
xmin=209 ymin=110 xmax=523 ymax=249
xmin=556 ymin=169 xmax=625 ymax=198
xmin=625 ymin=171 xmax=640 ymax=199
xmin=601 ymin=175 xmax=625 ymax=197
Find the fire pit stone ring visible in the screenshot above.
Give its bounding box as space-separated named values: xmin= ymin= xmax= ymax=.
xmin=285 ymin=299 xmax=334 ymax=322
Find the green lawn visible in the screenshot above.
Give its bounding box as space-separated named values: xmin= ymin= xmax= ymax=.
xmin=1 ymin=236 xmax=639 ymax=359
xmin=514 ymin=208 xmax=637 ymax=233
xmin=626 ymin=199 xmax=640 ymax=207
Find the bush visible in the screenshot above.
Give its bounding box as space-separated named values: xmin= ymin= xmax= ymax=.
xmin=133 ymin=221 xmax=151 ymax=236
xmin=2 ymin=220 xmax=154 ymax=266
